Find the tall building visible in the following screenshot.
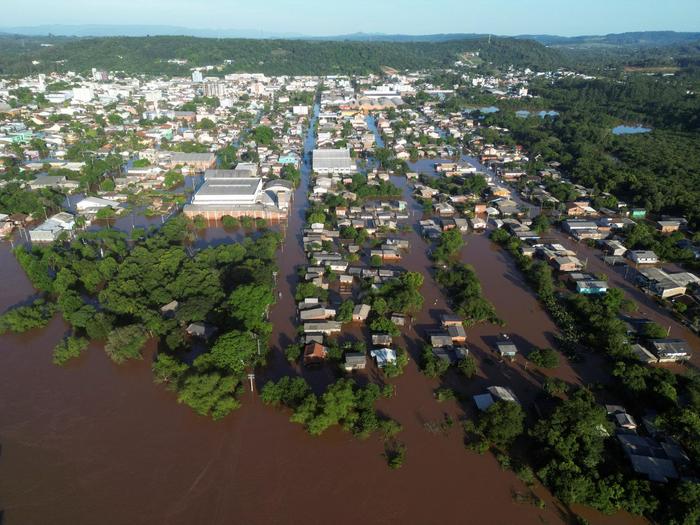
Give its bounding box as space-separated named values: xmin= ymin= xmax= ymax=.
xmin=192 ymin=71 xmax=203 ymax=83
xmin=203 ymin=81 xmax=224 ymax=98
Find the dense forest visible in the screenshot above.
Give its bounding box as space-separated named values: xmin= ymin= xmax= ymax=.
xmin=0 ymin=34 xmax=563 ymax=76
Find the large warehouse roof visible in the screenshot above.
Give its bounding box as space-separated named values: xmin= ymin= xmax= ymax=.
xmin=312 ymin=148 xmax=355 ymax=171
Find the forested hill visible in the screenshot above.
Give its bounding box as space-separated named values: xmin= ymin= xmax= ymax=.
xmin=0 ymin=35 xmax=562 ymax=76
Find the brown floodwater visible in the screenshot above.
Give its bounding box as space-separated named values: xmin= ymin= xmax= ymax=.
xmin=0 ymin=124 xmax=642 ymax=524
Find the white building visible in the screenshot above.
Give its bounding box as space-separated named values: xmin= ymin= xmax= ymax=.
xmin=312 ymin=149 xmax=356 ymax=174
xmin=192 ymin=176 xmax=263 ymax=206
xmin=628 ymin=250 xmax=659 ymax=265
xmin=72 ymin=87 xmax=94 ymax=103
xmin=75 ymin=196 xmax=122 ymax=213
xmin=29 ymin=212 xmax=75 ymax=243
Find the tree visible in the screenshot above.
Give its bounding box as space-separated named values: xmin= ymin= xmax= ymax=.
xmin=104 ymin=325 xmax=148 ymax=364
xmin=531 ymin=389 xmax=612 ymax=505
xmin=193 ymin=215 xmax=207 ymax=229
xmin=336 ymin=299 xmax=355 ymax=323
xmin=221 ymin=215 xmax=239 ymax=229
xmin=194 ymin=330 xmax=259 ymax=375
xmin=196 ymin=118 xmax=216 ymax=130
xmin=641 ymin=322 xmax=668 ymax=340
xmin=253 ymin=125 xmax=274 ymax=145
xmin=369 ymin=316 xmax=400 ymax=337
xmin=295 ymin=282 xmax=328 ymax=302
xmin=228 ymin=283 xmax=274 ymax=331
xmin=531 ymin=214 xmax=551 ymax=234
xmin=307 ymin=210 xmax=326 ymax=225
xmin=663 ymin=481 xmax=700 ymax=525
xmin=0 ymin=298 xmax=56 ymax=334
xmin=152 ymin=354 xmax=189 ymax=389
xmin=281 ymin=164 xmax=301 ymax=186
xmin=285 ymin=343 xmax=303 ymax=363
xmin=433 ymin=229 xmax=464 ymax=261
xmin=421 ymin=347 xmax=450 ymax=377
xmin=163 ymin=170 xmax=184 ymax=189
xmin=465 ymin=400 xmax=525 ymax=451
xmin=261 ymin=376 xmax=311 ymax=407
xmin=436 ymin=263 xmax=498 ymax=326
xmin=95 ymin=207 xmax=116 ymax=220
xmin=177 ymin=372 xmax=241 ymax=420
xmin=400 ymin=271 xmax=424 ymax=290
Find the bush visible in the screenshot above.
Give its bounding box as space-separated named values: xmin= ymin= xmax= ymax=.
xmin=515 ymin=464 xmax=536 ymax=486
xmin=458 ymin=355 xmax=478 ymax=378
xmin=383 ymin=441 xmax=407 ymax=469
xmin=542 ymin=377 xmax=569 ymax=396
xmin=380 ymin=419 xmax=403 ymax=438
xmin=52 ymin=336 xmax=89 ymax=366
xmin=435 ymin=387 xmax=456 ymax=402
xmin=528 ymin=348 xmax=559 ymax=368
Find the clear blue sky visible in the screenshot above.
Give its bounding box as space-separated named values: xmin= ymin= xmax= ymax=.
xmin=2 ymin=0 xmax=698 ymax=36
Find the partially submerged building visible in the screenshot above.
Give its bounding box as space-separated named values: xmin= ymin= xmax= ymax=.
xmin=183 ymin=169 xmax=291 ymax=220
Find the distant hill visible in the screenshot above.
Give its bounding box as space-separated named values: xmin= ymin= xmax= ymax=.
xmin=304 ymin=32 xmax=485 ymax=43
xmin=1 ymin=26 xmax=698 ymax=47
xmin=523 ymin=31 xmax=700 ymax=48
xmin=0 ymin=34 xmax=563 ymax=76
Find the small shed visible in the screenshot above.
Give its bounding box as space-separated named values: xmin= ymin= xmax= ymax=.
xmin=495 ymin=335 xmax=518 ymax=358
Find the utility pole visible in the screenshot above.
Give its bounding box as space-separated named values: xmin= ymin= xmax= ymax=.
xmin=247 ymin=373 xmax=255 ymax=393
